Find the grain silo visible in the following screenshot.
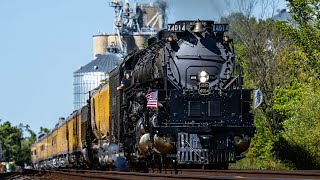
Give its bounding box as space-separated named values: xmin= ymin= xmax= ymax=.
xmin=73 ymin=54 xmax=121 ymax=110
xmin=92 ymin=34 xmax=109 ymax=58
xmin=73 ymin=0 xmax=166 ymax=110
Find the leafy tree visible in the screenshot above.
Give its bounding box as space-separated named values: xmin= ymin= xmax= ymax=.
xmin=220 ymin=0 xmax=320 ymax=169
xmin=0 ymin=121 xmax=37 ymax=166
xmin=226 ymin=0 xmax=320 ymax=169
xmin=18 ymin=124 xmax=37 ymax=165
xmin=38 ymin=126 xmax=50 ymax=137
xmin=0 ymin=121 xmax=23 ymax=163
xmin=271 ymin=0 xmax=320 ymax=169
xmin=278 ymin=0 xmax=320 ymax=74
xmin=221 ymin=11 xmax=291 ymax=135
xmin=274 ymin=81 xmax=320 ymax=169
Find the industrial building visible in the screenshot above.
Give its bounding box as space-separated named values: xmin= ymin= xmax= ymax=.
xmin=73 ymin=54 xmax=122 ymax=110
xmin=73 ymin=0 xmax=166 ymax=110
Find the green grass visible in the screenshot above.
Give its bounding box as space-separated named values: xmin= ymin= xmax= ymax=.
xmin=229 ymin=157 xmax=293 ymax=170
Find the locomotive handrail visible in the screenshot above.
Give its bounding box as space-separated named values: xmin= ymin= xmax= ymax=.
xmin=222 ymin=75 xmax=239 ymax=90
xmin=183 ymin=140 xmax=204 ymax=160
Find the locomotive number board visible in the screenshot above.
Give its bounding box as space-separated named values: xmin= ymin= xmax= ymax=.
xmin=167 ymin=23 xmax=186 ymax=32
xmin=167 ymin=21 xmax=229 ymax=33
xmin=198 ymin=82 xmax=210 ymax=95
xmin=212 ymin=24 xmax=229 ymax=32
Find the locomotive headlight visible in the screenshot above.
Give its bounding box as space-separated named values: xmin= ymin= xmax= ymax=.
xmin=200 ymin=76 xmax=207 ymax=83
xmin=199 ymin=71 xmax=209 ymax=83
xmin=200 ymin=71 xmax=207 ymax=77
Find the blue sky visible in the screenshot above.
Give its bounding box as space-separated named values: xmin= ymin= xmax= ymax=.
xmin=0 ymin=0 xmax=287 ymax=135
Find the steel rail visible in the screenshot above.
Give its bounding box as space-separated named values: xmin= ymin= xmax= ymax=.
xmin=17 ymin=169 xmax=320 ymax=180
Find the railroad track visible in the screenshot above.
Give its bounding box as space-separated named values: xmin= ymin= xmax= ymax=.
xmin=10 ymin=169 xmax=320 ymax=180
xmin=177 ymin=169 xmax=320 ymax=179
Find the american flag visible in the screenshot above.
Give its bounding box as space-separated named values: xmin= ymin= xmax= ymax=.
xmin=146 ymin=90 xmax=158 ymax=108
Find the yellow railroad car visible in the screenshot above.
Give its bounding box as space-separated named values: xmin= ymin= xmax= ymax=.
xmin=90 ymin=84 xmax=110 ymax=140
xmin=30 ymin=145 xmax=37 ymax=165
xmin=35 ymin=141 xmax=40 ymax=163
xmin=32 ymin=105 xmax=89 ymax=168
xmin=32 ymin=132 xmax=50 ymax=167
xmin=50 ymin=129 xmax=58 ymax=158
xmin=37 ymin=136 xmax=47 ymax=163
xmin=57 ymin=122 xmax=68 ymax=155
xmin=67 ymin=111 xmax=82 ymax=153
xmin=80 ymin=105 xmax=89 ymax=146
xmin=34 ymin=140 xmax=42 ymax=166
xmin=74 ymin=112 xmax=82 ymax=152
xmin=67 ymin=115 xmax=74 ymax=153
xmin=37 ymin=138 xmax=43 ymax=162
xmin=46 ymin=132 xmax=53 ymax=159
xmin=31 ymin=83 xmax=112 ymax=168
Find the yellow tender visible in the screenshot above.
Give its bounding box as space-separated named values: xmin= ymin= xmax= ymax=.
xmin=90 ymin=84 xmax=110 ymax=140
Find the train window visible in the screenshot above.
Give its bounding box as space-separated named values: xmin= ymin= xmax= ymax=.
xmin=34 ymin=150 xmax=37 ymax=155
xmin=40 ymin=145 xmax=45 ymax=151
xmin=52 ymin=136 xmax=57 ymax=146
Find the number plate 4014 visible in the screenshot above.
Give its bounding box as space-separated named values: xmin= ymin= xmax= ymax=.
xmin=167 ymin=24 xmax=186 ymax=32
xmin=198 ymin=83 xmax=210 ymax=95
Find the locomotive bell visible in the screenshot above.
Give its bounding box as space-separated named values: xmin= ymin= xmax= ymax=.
xmin=193 ymin=21 xmax=204 ymax=32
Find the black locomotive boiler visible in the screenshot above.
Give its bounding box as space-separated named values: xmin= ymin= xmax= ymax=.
xmin=108 ymin=20 xmax=255 ymax=169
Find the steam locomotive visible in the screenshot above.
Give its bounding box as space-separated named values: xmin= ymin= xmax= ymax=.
xmin=31 ymin=20 xmax=255 ymax=170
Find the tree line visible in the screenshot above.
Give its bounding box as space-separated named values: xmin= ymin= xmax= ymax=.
xmin=0 ymin=121 xmax=49 ymax=166
xmin=222 ymin=0 xmax=320 ymax=169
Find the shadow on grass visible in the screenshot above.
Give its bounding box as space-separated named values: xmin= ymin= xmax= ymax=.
xmin=274 ymin=137 xmax=320 ymax=169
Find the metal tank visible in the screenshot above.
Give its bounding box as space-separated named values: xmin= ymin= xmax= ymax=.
xmin=93 ymin=34 xmax=149 ymax=58
xmin=73 ymin=54 xmax=122 ymax=110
